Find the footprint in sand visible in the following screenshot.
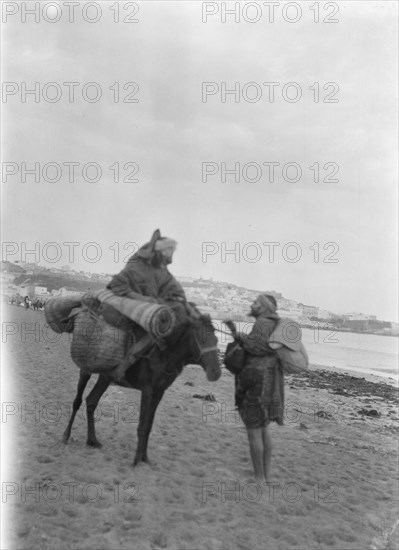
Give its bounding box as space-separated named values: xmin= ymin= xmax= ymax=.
xmin=16 ymin=525 xmax=31 ymax=537
xmin=37 ymin=455 xmax=54 ymax=464
xmin=151 ymin=533 xmax=168 ymax=548
xmin=61 ymin=503 xmax=79 ymax=518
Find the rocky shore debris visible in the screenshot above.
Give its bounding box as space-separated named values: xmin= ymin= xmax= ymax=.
xmin=357 ymin=408 xmax=381 ymax=417
xmin=288 ymin=370 xmax=399 ymax=404
xmin=192 ymin=393 xmax=216 ymax=401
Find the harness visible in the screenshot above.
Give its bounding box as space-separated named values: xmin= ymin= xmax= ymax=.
xmin=191 ymin=335 xmax=219 ymax=362
xmin=214 ymin=327 xmax=234 ymax=337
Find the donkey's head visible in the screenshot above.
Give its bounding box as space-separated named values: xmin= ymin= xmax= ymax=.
xmin=185 ymin=303 xmax=221 ymax=382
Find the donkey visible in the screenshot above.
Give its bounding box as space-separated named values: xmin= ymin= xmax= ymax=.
xmin=62 ymin=305 xmax=221 ymax=466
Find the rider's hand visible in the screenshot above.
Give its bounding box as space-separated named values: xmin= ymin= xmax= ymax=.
xmin=224 ymin=319 xmax=238 ymax=338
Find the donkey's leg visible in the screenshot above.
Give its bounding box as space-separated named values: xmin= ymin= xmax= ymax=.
xmin=86 ymin=375 xmax=111 ymax=448
xmin=133 ymin=387 xmax=165 ymax=466
xmin=133 ymin=385 xmax=154 ymax=466
xmin=141 ymin=388 xmax=165 ymax=464
xmin=143 ymin=390 xmax=165 ymax=462
xmin=62 ymin=371 xmax=91 ymax=444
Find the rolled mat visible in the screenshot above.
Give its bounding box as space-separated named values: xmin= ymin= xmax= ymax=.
xmin=44 ymin=296 xmax=83 ymax=333
xmin=90 ymin=290 xmax=175 ymax=340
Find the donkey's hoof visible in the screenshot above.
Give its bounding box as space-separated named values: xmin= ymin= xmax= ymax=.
xmin=87 ymin=439 xmax=102 ymax=448
xmin=133 ymin=457 xmax=150 ymax=468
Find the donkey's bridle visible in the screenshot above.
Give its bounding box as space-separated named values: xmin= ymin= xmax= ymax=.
xmin=191 ymin=332 xmax=219 ymax=363
xmin=179 ymin=301 xmax=219 ymax=363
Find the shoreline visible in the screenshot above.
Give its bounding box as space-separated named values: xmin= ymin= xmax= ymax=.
xmin=287 ymin=365 xmax=399 ymax=406
xmin=212 ymin=317 xmax=398 ymax=339
xmin=308 ymin=362 xmax=399 ymax=388
xmin=217 ymin=348 xmax=398 ymax=390
xmin=214 ymin=318 xmax=398 ymax=388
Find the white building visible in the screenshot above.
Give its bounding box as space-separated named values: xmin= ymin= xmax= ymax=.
xmin=59 ymin=287 xmax=85 ymax=298
xmin=317 ymin=309 xmax=334 ymax=320
xmin=278 ymin=307 xmax=303 ymax=320
xmin=34 ymin=285 xmax=48 ymax=296
xmin=0 ymin=273 xmax=15 ymax=285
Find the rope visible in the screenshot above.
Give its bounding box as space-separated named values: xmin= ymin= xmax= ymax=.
xmin=214 ymin=327 xmax=234 ymax=337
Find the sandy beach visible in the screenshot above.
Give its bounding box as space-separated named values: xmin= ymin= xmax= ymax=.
xmin=2 ymin=305 xmax=398 ymax=550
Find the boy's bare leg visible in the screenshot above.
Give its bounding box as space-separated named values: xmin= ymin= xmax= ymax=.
xmin=246 ymin=428 xmax=265 ymax=481
xmin=261 ymin=425 xmax=272 ymax=483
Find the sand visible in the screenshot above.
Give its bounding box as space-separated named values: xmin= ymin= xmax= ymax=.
xmin=1 ymin=305 xmax=398 ymax=550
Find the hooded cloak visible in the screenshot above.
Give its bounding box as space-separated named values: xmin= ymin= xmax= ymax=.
xmin=107 ymin=229 xmax=186 ymax=303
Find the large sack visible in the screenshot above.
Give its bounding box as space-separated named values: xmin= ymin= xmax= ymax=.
xmin=270 ymin=318 xmax=309 ymax=374
xmin=270 ymin=318 xmax=303 ymax=351
xmin=91 ymin=289 xmax=175 ymax=340
xmin=70 ymin=307 xmax=136 ymax=373
xmin=44 ymin=297 xmax=82 ymax=333
xmin=273 ymin=342 xmax=309 ymax=374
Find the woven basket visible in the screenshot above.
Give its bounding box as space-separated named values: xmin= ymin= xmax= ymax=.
xmin=70 ymin=307 xmax=135 ymax=373
xmin=44 ymin=297 xmax=83 ymax=333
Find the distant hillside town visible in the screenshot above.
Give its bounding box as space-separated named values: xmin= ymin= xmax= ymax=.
xmin=1 ymin=261 xmax=397 ymax=336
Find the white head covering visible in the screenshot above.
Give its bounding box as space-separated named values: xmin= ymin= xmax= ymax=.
xmin=154 ymin=238 xmax=177 ymax=253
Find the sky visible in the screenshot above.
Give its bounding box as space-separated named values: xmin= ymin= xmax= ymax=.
xmin=1 ymin=1 xmax=398 ymax=321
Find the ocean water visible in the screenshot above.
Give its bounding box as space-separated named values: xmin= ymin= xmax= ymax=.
xmin=214 ymin=321 xmax=399 ymax=384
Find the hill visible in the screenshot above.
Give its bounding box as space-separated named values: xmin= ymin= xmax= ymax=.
xmin=0 ymin=261 xmax=26 ymax=273
xmin=12 ymin=273 xmax=107 ymax=293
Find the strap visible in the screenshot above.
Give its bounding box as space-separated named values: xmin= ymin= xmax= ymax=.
xmin=199 ymin=345 xmax=219 ymax=356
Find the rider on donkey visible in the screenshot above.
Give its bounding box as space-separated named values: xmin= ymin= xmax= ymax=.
xmin=107 ymin=229 xmax=187 ymax=379
xmin=107 ymin=228 xmax=186 ymax=304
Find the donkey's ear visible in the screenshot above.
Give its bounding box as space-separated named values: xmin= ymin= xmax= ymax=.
xmin=200 ymin=313 xmax=212 ymax=323
xmin=186 ymin=302 xmax=201 ymax=319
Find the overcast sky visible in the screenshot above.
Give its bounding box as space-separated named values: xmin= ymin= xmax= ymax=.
xmin=2 ymin=1 xmax=398 ymax=320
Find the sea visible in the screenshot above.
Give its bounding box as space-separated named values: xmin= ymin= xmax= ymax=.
xmin=214 ymin=321 xmax=399 ymax=386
